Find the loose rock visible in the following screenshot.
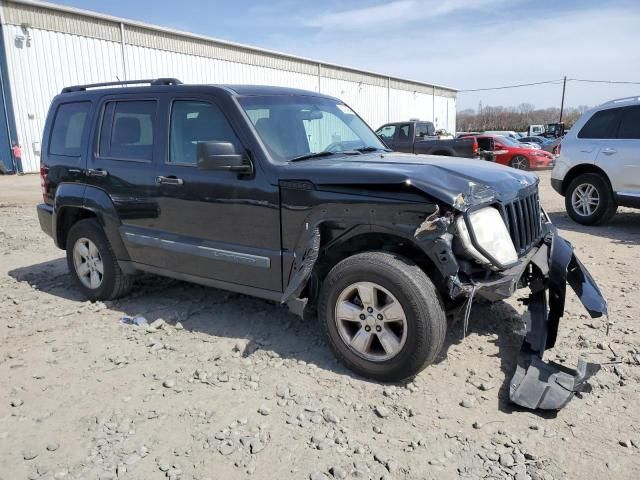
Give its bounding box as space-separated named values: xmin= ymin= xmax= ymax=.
xmin=22 ymin=449 xmax=38 ymax=461
xmin=163 ymin=378 xmax=176 ymax=388
xmin=375 ymin=405 xmax=391 ymax=418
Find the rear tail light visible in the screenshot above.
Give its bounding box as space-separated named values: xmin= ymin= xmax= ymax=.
xmin=40 ymin=165 xmax=49 ymax=202
xmin=555 ymin=143 xmax=561 ymax=156
xmin=472 ymin=139 xmax=478 ymax=156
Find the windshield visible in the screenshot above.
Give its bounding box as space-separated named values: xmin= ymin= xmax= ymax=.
xmin=238 ymin=95 xmax=386 ymax=162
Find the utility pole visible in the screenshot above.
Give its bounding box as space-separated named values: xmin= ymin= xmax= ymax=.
xmin=559 ymin=76 xmax=567 ymax=123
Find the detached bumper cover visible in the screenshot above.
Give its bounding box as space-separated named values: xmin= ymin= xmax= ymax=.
xmin=509 ymin=230 xmax=607 ymax=410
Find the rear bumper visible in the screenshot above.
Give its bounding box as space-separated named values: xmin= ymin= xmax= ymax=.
xmin=456 ymin=225 xmax=607 ymax=410
xmin=550 ymin=177 xmax=563 ymax=195
xmin=37 ymin=203 xmax=54 ymax=239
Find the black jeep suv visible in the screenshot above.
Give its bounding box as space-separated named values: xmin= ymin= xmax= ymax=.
xmin=37 ymin=79 xmax=606 ymax=409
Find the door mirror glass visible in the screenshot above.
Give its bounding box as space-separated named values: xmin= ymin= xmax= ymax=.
xmin=197 ymin=141 xmax=252 ymax=173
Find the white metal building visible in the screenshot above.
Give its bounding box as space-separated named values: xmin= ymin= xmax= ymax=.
xmin=0 ymin=0 xmax=457 ymax=173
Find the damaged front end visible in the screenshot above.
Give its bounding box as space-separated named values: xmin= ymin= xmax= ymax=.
xmin=280 ymin=170 xmax=607 ymax=411
xmin=417 ymin=182 xmax=608 ymax=411
xmin=449 ymin=218 xmax=608 ymax=411
xmin=508 ymin=229 xmax=607 ymax=410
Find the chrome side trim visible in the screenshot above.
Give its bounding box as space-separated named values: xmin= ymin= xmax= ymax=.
xmin=124 ymin=232 xmax=270 ymax=269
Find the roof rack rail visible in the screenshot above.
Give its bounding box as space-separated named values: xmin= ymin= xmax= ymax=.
xmin=603 ymin=96 xmax=640 ymax=106
xmin=61 ymin=78 xmax=183 ymax=93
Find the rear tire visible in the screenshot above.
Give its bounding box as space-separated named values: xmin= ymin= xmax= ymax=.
xmin=318 ymin=251 xmax=446 ymax=382
xmin=65 ymin=219 xmax=133 ymax=301
xmin=509 ymin=155 xmax=530 ymax=170
xmin=565 ymin=173 xmax=617 ymax=225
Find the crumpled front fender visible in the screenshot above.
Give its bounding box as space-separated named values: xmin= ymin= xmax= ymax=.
xmin=509 ymin=230 xmax=607 ymax=410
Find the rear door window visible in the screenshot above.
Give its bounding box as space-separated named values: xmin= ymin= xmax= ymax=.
xmin=415 ymin=122 xmax=435 ymax=138
xmin=397 ymin=124 xmax=411 ymax=140
xmin=578 ymin=108 xmax=621 ymax=139
xmin=617 ymin=106 xmax=640 ymax=139
xmin=99 ymin=100 xmax=156 ymax=161
xmin=49 ymin=102 xmax=91 ymax=157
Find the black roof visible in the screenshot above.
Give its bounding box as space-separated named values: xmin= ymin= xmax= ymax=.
xmin=221 ymin=85 xmax=334 ymax=98
xmin=59 ymin=78 xmax=336 ymax=100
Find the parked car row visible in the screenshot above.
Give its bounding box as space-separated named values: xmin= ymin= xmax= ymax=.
xmin=375 ymin=122 xmax=556 ymax=170
xmin=375 ymin=94 xmax=639 ymax=225
xmin=375 ymin=121 xmax=479 ymax=158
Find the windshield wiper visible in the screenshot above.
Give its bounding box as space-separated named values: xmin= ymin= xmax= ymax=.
xmin=354 ymin=146 xmax=391 ymax=153
xmin=289 ymin=151 xmax=336 ymax=162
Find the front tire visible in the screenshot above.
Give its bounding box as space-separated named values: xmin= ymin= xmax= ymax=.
xmin=318 ymin=252 xmax=446 ymax=382
xmin=66 ymin=219 xmax=133 ymax=301
xmin=565 ymin=173 xmax=617 ymax=225
xmin=509 ymin=155 xmax=530 ymax=170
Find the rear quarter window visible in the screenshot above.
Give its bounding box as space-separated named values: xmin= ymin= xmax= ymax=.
xmin=617 ymin=106 xmax=640 ymax=139
xmin=48 ymin=102 xmax=91 ymax=157
xmin=578 ymin=108 xmax=621 ymax=139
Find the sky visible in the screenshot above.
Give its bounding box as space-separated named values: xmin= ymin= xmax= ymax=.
xmin=55 ymin=0 xmax=640 ymax=111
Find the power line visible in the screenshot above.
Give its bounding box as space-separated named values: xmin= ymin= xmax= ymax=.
xmin=459 ymin=79 xmax=563 ymax=92
xmin=568 ymin=78 xmax=640 ymax=85
xmin=459 ymin=78 xmax=640 ymax=92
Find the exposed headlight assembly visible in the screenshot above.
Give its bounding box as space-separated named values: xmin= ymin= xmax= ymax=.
xmin=456 ymin=207 xmax=518 ymax=269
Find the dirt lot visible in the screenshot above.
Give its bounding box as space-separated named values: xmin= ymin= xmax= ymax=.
xmin=1 ymin=171 xmax=639 ymax=480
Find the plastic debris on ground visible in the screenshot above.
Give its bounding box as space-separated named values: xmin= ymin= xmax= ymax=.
xmin=119 ymin=315 xmax=148 ymax=326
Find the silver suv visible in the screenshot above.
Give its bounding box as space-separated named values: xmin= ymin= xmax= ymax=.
xmin=551 ymin=96 xmax=640 ymax=224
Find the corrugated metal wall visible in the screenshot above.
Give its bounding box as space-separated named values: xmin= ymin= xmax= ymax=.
xmin=0 ymin=0 xmax=456 ymax=173
xmin=2 ymin=24 xmax=123 ymax=171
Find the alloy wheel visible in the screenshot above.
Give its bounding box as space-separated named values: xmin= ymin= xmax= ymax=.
xmin=511 ymin=156 xmax=528 ymax=170
xmin=571 ymin=183 xmax=600 ymax=216
xmin=334 ymin=281 xmax=408 ymax=362
xmin=72 ymin=237 xmax=104 ymax=289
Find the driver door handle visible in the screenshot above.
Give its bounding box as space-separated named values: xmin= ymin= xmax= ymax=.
xmin=601 ymin=147 xmax=617 ymax=155
xmin=156 ymin=175 xmax=184 ymax=186
xmin=86 ymin=168 xmax=108 ymax=177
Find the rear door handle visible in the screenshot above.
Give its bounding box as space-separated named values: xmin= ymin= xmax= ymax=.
xmin=156 ymin=175 xmax=184 ymax=186
xmin=601 ymin=148 xmax=617 ymax=155
xmin=86 ymin=168 xmax=108 ymax=177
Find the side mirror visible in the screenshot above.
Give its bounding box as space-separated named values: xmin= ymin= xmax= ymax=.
xmin=197 ymin=141 xmax=252 ymax=173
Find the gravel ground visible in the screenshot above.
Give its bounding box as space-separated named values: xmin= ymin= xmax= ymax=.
xmin=1 ymin=171 xmax=639 ymax=480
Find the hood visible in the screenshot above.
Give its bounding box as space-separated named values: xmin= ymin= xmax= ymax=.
xmin=508 ymin=144 xmax=552 ymax=156
xmin=279 ymin=152 xmax=539 ymax=209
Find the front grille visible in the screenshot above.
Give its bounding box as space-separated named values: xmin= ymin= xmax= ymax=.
xmin=501 ymin=191 xmax=542 ymax=256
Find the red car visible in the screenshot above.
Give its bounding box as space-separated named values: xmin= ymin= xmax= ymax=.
xmin=473 ymin=135 xmax=555 ymax=170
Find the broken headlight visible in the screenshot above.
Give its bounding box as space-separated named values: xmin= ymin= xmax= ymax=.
xmin=455 ymin=207 xmax=518 ymax=269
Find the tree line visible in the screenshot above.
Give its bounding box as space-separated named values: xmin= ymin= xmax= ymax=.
xmin=456 ymin=103 xmax=591 ymax=133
